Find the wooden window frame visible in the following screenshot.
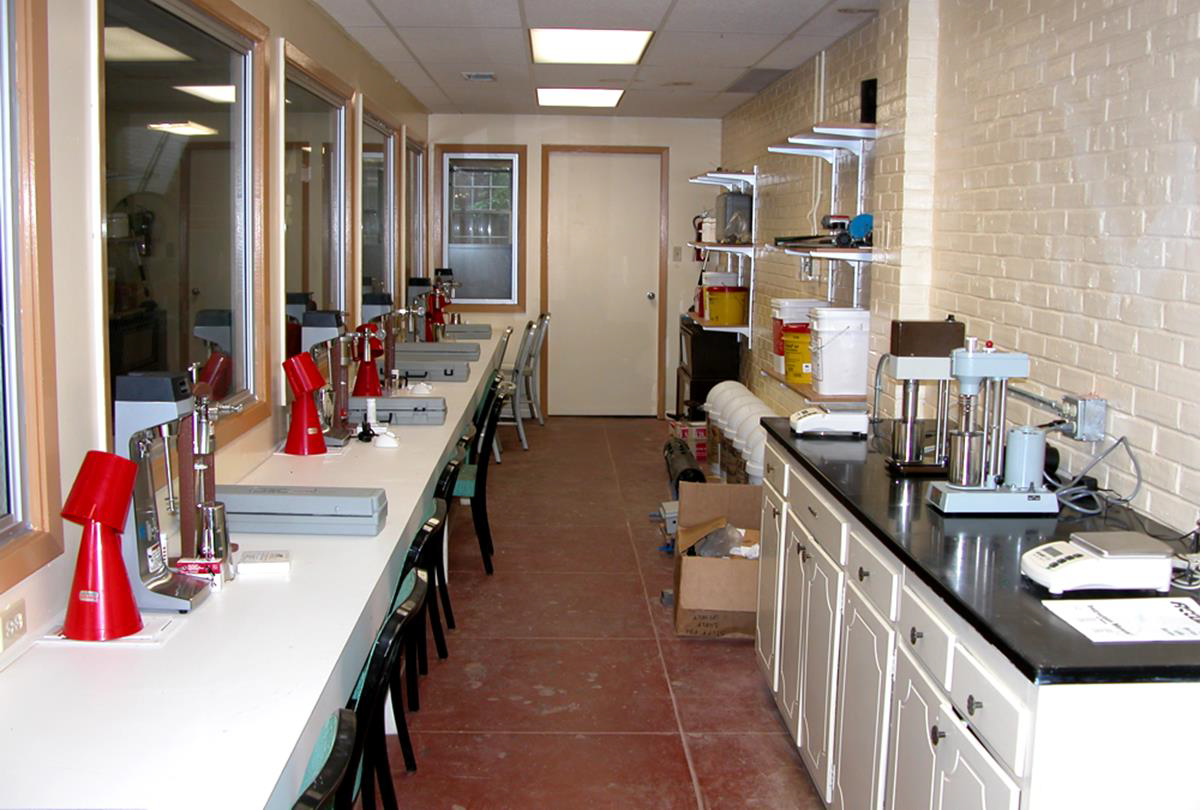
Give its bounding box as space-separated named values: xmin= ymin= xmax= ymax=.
xmin=360 ymin=100 xmax=401 ymax=303
xmin=431 ymin=143 xmax=527 ymax=313
xmin=284 ymin=42 xmax=355 ymax=324
xmin=0 ymin=0 xmax=61 ymax=591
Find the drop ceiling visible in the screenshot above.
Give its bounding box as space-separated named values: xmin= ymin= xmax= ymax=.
xmin=311 ymin=0 xmax=879 ymax=117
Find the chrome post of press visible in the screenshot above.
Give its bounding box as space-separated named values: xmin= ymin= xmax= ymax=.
xmin=934 ymin=379 xmax=951 ymax=465
xmin=158 ymin=422 xmax=179 ymax=515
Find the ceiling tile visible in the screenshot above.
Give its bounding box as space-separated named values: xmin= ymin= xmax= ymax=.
xmin=707 ymin=92 xmax=757 ymax=116
xmin=522 ymin=0 xmax=672 ymax=29
xmin=531 ymin=64 xmax=637 ymax=86
xmin=408 ymin=84 xmax=453 ymax=109
xmin=343 ymin=26 xmax=411 ymax=60
xmin=642 ymin=32 xmax=783 ymax=68
xmin=423 ymin=62 xmax=530 ymax=87
xmin=756 ymin=34 xmax=829 ymax=70
xmin=382 ymin=61 xmax=438 ymax=88
xmin=375 ymin=0 xmax=521 ymax=28
xmin=615 ymin=89 xmax=720 ymax=117
xmin=313 ymin=0 xmax=385 ymax=27
xmin=664 ymin=0 xmax=827 ymax=34
xmin=796 ymin=1 xmax=879 ymax=38
xmin=447 ymin=87 xmax=540 ymax=114
xmin=633 ymin=64 xmax=745 ymax=92
xmin=398 ymin=27 xmax=529 ymax=64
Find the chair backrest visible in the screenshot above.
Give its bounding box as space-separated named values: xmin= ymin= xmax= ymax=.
xmin=435 ymin=451 xmax=465 ymax=501
xmin=466 ymin=372 xmax=501 ymax=462
xmin=337 ymin=570 xmax=428 ymax=809
xmin=400 ymin=499 xmax=448 ymax=582
xmin=293 ymin=708 xmax=356 ymax=810
xmin=494 ymin=325 xmax=514 ymax=370
xmin=510 ymin=320 xmax=537 ymax=381
xmin=474 ymin=385 xmax=511 ymax=493
xmin=524 ymin=312 xmax=550 ymax=374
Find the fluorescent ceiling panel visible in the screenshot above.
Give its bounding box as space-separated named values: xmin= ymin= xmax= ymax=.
xmin=174 ymin=85 xmax=236 ymax=104
xmin=530 ymin=28 xmax=653 ymax=65
xmin=105 ymin=27 xmax=192 ymax=61
xmin=147 ymin=121 xmax=218 ymax=136
xmin=537 ymin=88 xmax=624 ymax=107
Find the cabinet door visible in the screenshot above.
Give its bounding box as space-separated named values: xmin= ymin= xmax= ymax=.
xmin=885 ymin=647 xmax=940 ymax=810
xmin=756 ymin=484 xmax=785 ymax=690
xmin=832 ymin=582 xmax=896 ymax=810
xmin=778 ymin=510 xmax=809 ymax=742
xmin=934 ymin=708 xmax=1020 ymax=810
xmin=798 ymin=539 xmax=844 ymax=804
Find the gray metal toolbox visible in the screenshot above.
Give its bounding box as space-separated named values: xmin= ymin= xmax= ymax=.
xmin=444 ymin=323 xmax=492 ymax=339
xmin=393 ymin=341 xmax=480 ymax=362
xmin=347 ymin=394 xmax=447 ymax=425
xmin=215 ymin=485 xmax=388 ymax=536
xmin=393 ymin=360 xmax=470 ymax=382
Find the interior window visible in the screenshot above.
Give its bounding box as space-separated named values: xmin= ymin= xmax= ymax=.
xmin=405 ymin=139 xmax=425 ymax=280
xmin=441 ymin=152 xmax=519 ymax=304
xmin=361 ymin=116 xmax=393 ymax=297
xmin=103 ymin=0 xmax=253 ymax=402
xmin=283 ymin=74 xmax=345 ymax=327
xmin=0 ymin=0 xmax=16 ymax=526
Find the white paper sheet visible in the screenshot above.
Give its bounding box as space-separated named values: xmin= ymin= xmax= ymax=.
xmin=1042 ymin=597 xmax=1200 ymax=643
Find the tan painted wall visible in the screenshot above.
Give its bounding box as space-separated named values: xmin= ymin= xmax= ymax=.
xmin=427 ymin=114 xmax=722 ymax=412
xmin=0 ymin=0 xmax=427 ymax=665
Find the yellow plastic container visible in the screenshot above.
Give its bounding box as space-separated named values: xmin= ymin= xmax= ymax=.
xmin=703 ymin=286 xmax=749 ymax=326
xmin=783 ymin=323 xmax=813 ymax=384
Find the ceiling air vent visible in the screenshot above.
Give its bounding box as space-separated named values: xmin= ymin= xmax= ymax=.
xmin=461 ymin=72 xmax=496 ymax=82
xmin=725 ymin=69 xmax=788 ymax=94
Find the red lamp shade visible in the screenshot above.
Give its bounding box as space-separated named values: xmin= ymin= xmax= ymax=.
xmin=197 ymin=350 xmax=232 ymax=401
xmin=283 ymin=353 xmax=327 ymax=455
xmin=351 ymin=324 xmax=384 ymax=398
xmin=61 ymin=451 xmax=143 ymax=642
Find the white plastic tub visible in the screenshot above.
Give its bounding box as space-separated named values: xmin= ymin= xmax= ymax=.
xmin=811 ymin=307 xmax=870 ymax=396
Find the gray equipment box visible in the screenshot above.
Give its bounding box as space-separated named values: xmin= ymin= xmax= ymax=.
xmin=347 ymin=394 xmax=446 ymax=426
xmin=394 ymin=341 xmax=480 ymax=362
xmin=394 ymin=360 xmax=470 ymax=382
xmin=215 ymin=484 xmax=388 ymax=536
xmin=444 ymin=323 xmax=492 ymax=339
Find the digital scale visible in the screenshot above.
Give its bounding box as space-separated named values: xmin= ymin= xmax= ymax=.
xmin=1021 ymin=531 xmax=1174 ymax=595
xmin=789 ymin=407 xmax=868 ymax=438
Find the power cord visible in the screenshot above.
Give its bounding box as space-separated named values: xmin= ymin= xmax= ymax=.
xmin=1053 ymin=433 xmax=1143 ymax=516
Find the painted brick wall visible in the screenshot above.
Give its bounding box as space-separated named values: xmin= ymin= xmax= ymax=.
xmin=720 ymin=18 xmax=882 ymax=415
xmin=933 ymin=0 xmax=1200 ymax=530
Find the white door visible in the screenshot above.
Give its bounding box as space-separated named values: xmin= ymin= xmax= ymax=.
xmin=934 ymin=708 xmax=1020 ymax=810
xmin=799 ymin=539 xmax=844 ymax=804
xmin=546 ymin=151 xmax=661 ymax=415
xmin=832 ymin=582 xmax=896 ymax=810
xmin=886 ymin=647 xmax=941 ymax=810
xmin=757 ymin=485 xmax=785 ymax=689
xmin=778 ymin=510 xmax=809 ymax=742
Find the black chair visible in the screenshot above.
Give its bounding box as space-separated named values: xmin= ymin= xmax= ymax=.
xmin=453 ymin=380 xmax=512 ymax=575
xmin=432 ymin=450 xmax=467 ymax=631
xmin=397 ymin=501 xmax=448 ymax=714
xmin=338 ymin=570 xmax=428 ymax=810
xmin=293 ymin=708 xmax=356 ymax=810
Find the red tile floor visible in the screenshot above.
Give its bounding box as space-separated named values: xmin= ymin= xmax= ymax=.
xmin=388 ymin=417 xmax=824 ymax=808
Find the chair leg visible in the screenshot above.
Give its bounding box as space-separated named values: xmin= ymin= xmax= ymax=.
xmin=426 ymin=575 xmax=449 ymax=661
xmin=361 ymin=738 xmax=378 ymax=810
xmin=390 ymin=678 xmax=418 ymax=773
xmin=492 ymin=436 xmax=502 ymax=464
xmin=416 ymin=605 xmax=429 ymax=676
xmin=405 ymin=634 xmax=420 ymax=711
xmin=470 ymin=494 xmax=495 ymax=574
xmin=511 ymin=379 xmax=528 ymax=450
xmin=532 ymin=368 xmax=545 ymax=426
xmin=371 ymin=714 xmax=401 ymax=810
xmin=436 ymin=554 xmax=455 ymax=630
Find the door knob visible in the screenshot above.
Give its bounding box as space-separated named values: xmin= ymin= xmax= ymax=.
xmin=646 ymin=291 xmax=656 ymax=300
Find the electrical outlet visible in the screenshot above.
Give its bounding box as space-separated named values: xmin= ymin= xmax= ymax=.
xmin=0 ymin=598 xmax=26 ymax=652
xmin=672 ymin=245 xmax=682 ymax=262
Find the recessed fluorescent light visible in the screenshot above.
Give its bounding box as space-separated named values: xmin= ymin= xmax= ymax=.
xmin=146 ymin=121 xmax=218 ymax=136
xmin=175 ymin=85 xmax=237 ymax=104
xmin=530 ymin=28 xmax=652 ymax=65
xmin=536 ymin=88 xmax=624 ymax=108
xmin=105 ymin=27 xmax=192 ymax=62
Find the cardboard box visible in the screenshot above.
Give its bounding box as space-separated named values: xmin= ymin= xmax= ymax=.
xmin=674 ymin=481 xmax=762 ymax=637
xmin=669 ymin=417 xmax=708 ymax=462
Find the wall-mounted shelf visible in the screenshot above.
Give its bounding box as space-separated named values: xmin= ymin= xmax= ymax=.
xmin=813 ymin=121 xmax=878 ymax=139
xmin=769 ymin=245 xmax=878 ymax=262
xmin=768 ymin=121 xmax=876 ymax=217
xmin=762 ymin=369 xmax=867 ymax=405
xmin=688 ymin=241 xmax=756 ymax=257
xmin=686 ymin=314 xmax=750 ymax=337
xmin=689 ymin=170 xmax=757 ymax=192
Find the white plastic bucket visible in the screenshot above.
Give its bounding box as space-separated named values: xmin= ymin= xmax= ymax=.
xmin=705 ymin=381 xmax=746 ymax=419
xmin=732 ymin=406 xmax=773 ymax=453
xmin=811 ymin=307 xmax=871 ymax=396
xmin=718 ymin=392 xmax=761 ymax=431
xmin=771 ymin=298 xmax=825 ymax=356
xmin=746 ymin=460 xmax=764 ymax=485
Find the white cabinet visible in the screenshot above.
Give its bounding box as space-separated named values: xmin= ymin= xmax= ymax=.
xmin=778 ymin=509 xmax=810 ymax=741
xmin=799 ymin=537 xmax=844 ymax=803
xmin=756 ymin=483 xmax=785 ymax=690
xmin=933 ymin=707 xmax=1020 ymax=810
xmin=886 ymin=646 xmax=941 ymax=810
xmin=831 ymin=581 xmax=896 ymax=810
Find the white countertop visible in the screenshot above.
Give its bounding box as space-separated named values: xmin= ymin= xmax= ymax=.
xmin=0 ymin=335 xmax=503 ymax=810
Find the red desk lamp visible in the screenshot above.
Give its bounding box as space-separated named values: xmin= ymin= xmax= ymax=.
xmin=283 ymin=352 xmax=327 ymax=455
xmin=351 ymin=323 xmax=384 ymax=398
xmin=61 ymin=450 xmax=142 ymax=641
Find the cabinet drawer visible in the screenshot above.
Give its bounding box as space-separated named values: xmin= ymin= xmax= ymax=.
xmin=764 ymin=442 xmax=788 ymax=497
xmin=899 ymin=586 xmax=954 ymax=689
xmin=787 ymin=467 xmax=848 ymax=564
xmin=950 ymin=644 xmax=1030 ymax=777
xmin=846 ymin=530 xmax=900 ymax=621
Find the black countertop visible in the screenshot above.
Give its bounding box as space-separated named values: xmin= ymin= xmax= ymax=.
xmin=763 ymin=417 xmax=1200 ymax=685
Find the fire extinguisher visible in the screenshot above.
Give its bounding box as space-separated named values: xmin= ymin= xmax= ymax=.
xmin=692 ymin=213 xmax=705 ymax=261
